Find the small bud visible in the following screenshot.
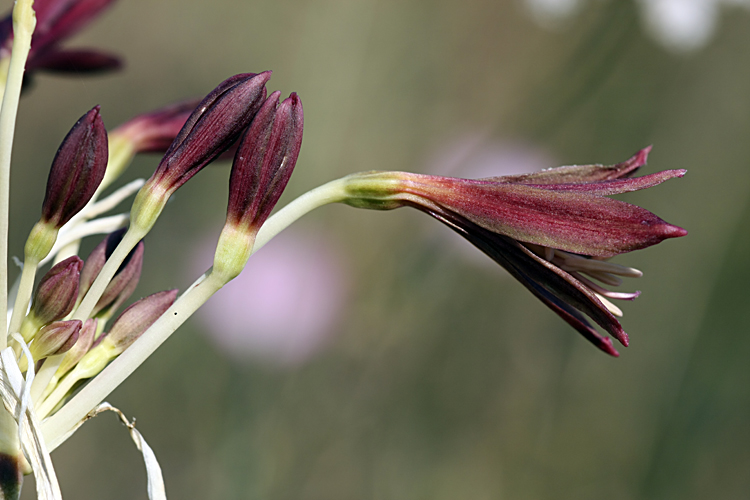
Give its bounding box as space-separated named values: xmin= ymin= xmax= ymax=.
xmin=0 ymin=452 xmax=23 ymax=500
xmin=40 ymin=105 xmax=108 ymax=229
xmin=112 ymin=99 xmax=201 ymax=155
xmin=55 ymin=318 xmax=97 ymax=379
xmin=131 ymin=72 xmax=271 ymax=233
xmin=78 ymin=229 xmax=145 ymax=316
xmin=22 ymin=256 xmax=82 ymax=340
xmin=214 ymin=92 xmax=303 ymax=281
xmin=99 ymin=289 xmax=178 ymax=355
xmin=29 ymin=320 xmax=82 ymax=360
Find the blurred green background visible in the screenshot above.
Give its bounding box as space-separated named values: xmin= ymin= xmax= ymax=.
xmin=10 ymin=0 xmax=750 ymax=498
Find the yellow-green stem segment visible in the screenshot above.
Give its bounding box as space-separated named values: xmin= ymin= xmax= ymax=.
xmin=0 ymin=0 xmax=36 ymax=349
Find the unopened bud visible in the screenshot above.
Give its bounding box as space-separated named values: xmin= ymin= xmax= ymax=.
xmin=29 ymin=320 xmax=82 ymax=360
xmin=215 ymin=92 xmax=303 ymax=281
xmin=99 ymin=289 xmax=178 ymax=355
xmin=40 ymin=105 xmax=108 ymax=229
xmin=55 ymin=318 xmax=97 ymax=379
xmin=131 ymin=72 xmax=271 ymax=233
xmin=22 ymin=256 xmax=82 ymax=340
xmin=78 ymin=229 xmax=144 ymax=316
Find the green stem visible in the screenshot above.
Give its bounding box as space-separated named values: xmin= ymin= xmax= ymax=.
xmin=42 ymin=271 xmax=224 ymax=449
xmin=0 ymin=0 xmax=36 ymax=349
xmin=42 ymin=178 xmax=351 ymax=448
xmin=252 ymin=177 xmax=347 ymax=253
xmin=7 ymin=257 xmax=38 ymax=338
xmin=72 ymin=226 xmax=144 ymax=321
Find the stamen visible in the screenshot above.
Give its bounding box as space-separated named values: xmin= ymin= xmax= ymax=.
xmin=573 ymin=269 xmax=623 ymax=287
xmin=556 ymin=251 xmax=642 ymax=277
xmin=594 ymin=293 xmax=623 ymax=317
xmin=545 ymin=247 xmax=554 ymax=261
xmin=571 ymin=272 xmax=641 ymax=300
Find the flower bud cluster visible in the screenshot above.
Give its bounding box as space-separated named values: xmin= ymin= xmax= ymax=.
xmin=7 ymin=70 xmax=304 ymax=429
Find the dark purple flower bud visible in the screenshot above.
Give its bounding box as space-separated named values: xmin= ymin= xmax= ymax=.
xmin=227 ymin=91 xmax=304 ymax=231
xmin=101 ymin=290 xmax=178 ymax=354
xmin=78 ymin=229 xmax=144 ymax=316
xmin=41 ymin=106 xmax=108 ymax=229
xmin=29 ymin=320 xmax=82 ymax=359
xmin=147 ymin=72 xmax=271 ymax=196
xmin=29 ymin=256 xmax=82 ymax=329
xmin=111 ymin=99 xmax=201 ymax=154
xmin=0 ymin=453 xmax=22 ymax=500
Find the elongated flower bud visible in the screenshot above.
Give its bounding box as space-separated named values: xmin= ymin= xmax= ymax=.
xmin=56 ymin=318 xmax=97 ymax=378
xmin=100 ymin=289 xmax=178 ymax=355
xmin=214 ymin=92 xmax=303 ymax=281
xmin=131 ymin=72 xmax=271 ymax=233
xmin=24 ymin=106 xmax=108 ymax=261
xmin=41 ymin=105 xmax=108 ymax=229
xmin=78 ymin=229 xmax=145 ymax=316
xmin=21 ymin=256 xmax=82 ymax=340
xmin=29 ymin=320 xmax=82 ymax=359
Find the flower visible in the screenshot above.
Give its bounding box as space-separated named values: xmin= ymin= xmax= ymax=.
xmin=339 ymin=147 xmax=687 ymax=355
xmin=0 ymin=0 xmax=121 ymax=79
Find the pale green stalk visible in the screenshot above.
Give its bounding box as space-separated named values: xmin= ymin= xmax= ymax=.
xmin=42 ymin=271 xmax=223 ymax=448
xmin=0 ymin=0 xmax=36 ymax=348
xmin=72 ymin=227 xmax=145 ymax=321
xmin=41 ymin=178 xmax=350 ymax=447
xmin=7 ymin=258 xmax=36 ymax=336
xmin=253 ymin=177 xmax=348 ymax=252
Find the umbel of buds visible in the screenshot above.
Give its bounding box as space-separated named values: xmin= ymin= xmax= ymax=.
xmin=20 ymin=256 xmax=81 ymax=342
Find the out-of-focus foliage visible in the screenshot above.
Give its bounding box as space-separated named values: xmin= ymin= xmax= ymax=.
xmin=11 ymin=0 xmax=750 ymax=498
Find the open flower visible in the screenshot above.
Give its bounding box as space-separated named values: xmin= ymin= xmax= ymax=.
xmin=339 ymin=147 xmax=687 ymax=355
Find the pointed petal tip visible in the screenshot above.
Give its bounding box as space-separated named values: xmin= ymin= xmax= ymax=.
xmin=619 ymin=331 xmax=629 ymax=347
xmin=633 ymin=146 xmax=652 ymax=166
xmin=600 ymin=337 xmax=620 ymax=357
xmin=663 ymin=224 xmax=688 ymax=239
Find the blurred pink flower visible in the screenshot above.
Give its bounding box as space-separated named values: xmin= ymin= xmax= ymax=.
xmin=191 ymin=228 xmax=349 ymax=366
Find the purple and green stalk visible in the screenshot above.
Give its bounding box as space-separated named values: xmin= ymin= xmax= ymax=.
xmin=339 ymin=147 xmax=687 ymax=355
xmin=214 ymin=91 xmax=304 ymax=282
